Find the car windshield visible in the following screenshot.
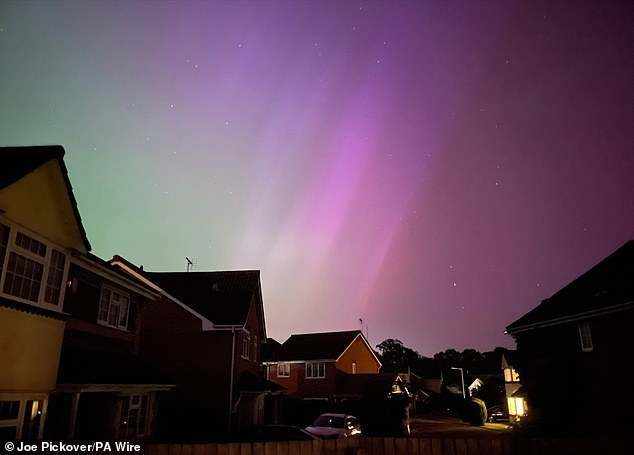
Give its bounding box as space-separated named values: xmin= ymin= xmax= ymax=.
xmin=311 ymin=415 xmax=345 ymax=428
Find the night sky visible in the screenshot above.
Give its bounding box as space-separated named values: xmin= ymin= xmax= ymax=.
xmin=1 ymin=0 xmax=633 ymax=356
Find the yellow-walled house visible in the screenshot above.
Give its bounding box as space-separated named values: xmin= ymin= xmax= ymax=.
xmin=0 ymin=146 xmax=90 ymax=440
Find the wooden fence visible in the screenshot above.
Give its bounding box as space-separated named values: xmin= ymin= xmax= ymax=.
xmin=141 ymin=436 xmax=626 ymax=455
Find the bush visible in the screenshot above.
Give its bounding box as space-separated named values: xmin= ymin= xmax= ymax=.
xmin=460 ymin=398 xmax=487 ymax=426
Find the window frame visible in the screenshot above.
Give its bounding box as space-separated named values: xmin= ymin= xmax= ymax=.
xmin=241 ymin=330 xmax=250 ymax=360
xmin=503 ymin=367 xmax=520 ymax=383
xmin=98 ymin=284 xmax=131 ymax=331
xmin=305 ymin=361 xmax=326 ymax=379
xmin=0 ymin=220 xmax=69 ymax=311
xmin=578 ymin=321 xmax=593 ymax=352
xmin=277 ymin=362 xmax=290 ymax=378
xmin=118 ymin=393 xmax=152 ymax=440
xmin=0 ymin=395 xmax=47 ymax=441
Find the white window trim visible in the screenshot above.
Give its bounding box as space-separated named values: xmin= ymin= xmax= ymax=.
xmin=252 ymin=335 xmax=258 ymax=362
xmin=241 ymin=330 xmax=250 ymax=360
xmin=0 ymin=394 xmax=48 ymax=441
xmin=578 ymin=321 xmax=593 ymax=352
xmin=0 ymin=219 xmax=69 ymax=311
xmin=305 ymin=361 xmax=326 ymax=379
xmin=277 ymin=362 xmax=290 ymax=378
xmin=118 ymin=393 xmax=152 ymax=440
xmin=97 ymin=284 xmax=131 ymax=331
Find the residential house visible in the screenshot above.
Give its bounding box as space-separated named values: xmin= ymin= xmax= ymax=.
xmin=0 ymin=146 xmax=90 ymax=440
xmin=264 ymin=330 xmax=382 ymax=401
xmin=47 ymin=253 xmax=174 ymax=442
xmin=500 ymin=351 xmax=526 ymax=424
xmin=110 ymin=257 xmax=283 ymax=441
xmin=506 ymin=240 xmax=634 ymax=435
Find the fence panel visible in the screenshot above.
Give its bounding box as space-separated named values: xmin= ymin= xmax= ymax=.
xmin=143 ymin=436 xmax=616 ymax=455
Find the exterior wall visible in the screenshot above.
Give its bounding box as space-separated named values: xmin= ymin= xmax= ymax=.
xmin=268 ymin=334 xmax=380 ymax=400
xmin=514 ymin=309 xmax=634 ymax=435
xmin=0 ymin=160 xmax=87 ymax=253
xmin=49 ymin=260 xmax=164 ymax=442
xmin=235 ymin=297 xmax=265 ymax=377
xmin=268 ymin=362 xmax=301 ymax=396
xmin=63 ymin=262 xmax=140 ymax=351
xmin=0 ymin=155 xmax=86 ymax=441
xmin=233 ymin=299 xmax=268 ymax=429
xmin=138 ymin=295 xmax=237 ymax=440
xmin=268 ymin=361 xmax=338 ymax=400
xmin=0 ymin=306 xmax=64 ymax=392
xmin=336 ymin=336 xmax=381 ymax=374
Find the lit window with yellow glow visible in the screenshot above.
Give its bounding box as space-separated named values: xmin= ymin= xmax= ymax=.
xmin=504 ymin=367 xmax=520 ymax=383
xmin=507 ymin=397 xmax=526 ymax=416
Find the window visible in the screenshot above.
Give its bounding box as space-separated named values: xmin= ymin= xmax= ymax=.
xmin=306 ymin=362 xmax=325 ymax=379
xmin=578 ymin=321 xmax=593 ymax=352
xmin=352 ymin=362 xmax=357 ymax=374
xmin=0 ymin=400 xmax=20 ymax=440
xmin=21 ymin=400 xmax=43 ymax=441
xmin=277 ymin=363 xmax=290 ymax=378
xmin=3 ymin=252 xmax=44 ymax=302
xmin=44 ymin=249 xmax=66 ymax=304
xmin=98 ymin=286 xmax=130 ymax=330
xmin=0 ymin=225 xmax=9 ymax=276
xmin=241 ymin=331 xmax=250 ymax=359
xmin=118 ymin=394 xmax=151 ymax=440
xmin=0 ymin=398 xmax=44 ymax=441
xmin=504 ymin=367 xmax=520 ymax=383
xmin=252 ymin=335 xmax=258 ymax=362
xmin=507 ymin=397 xmax=527 ymax=417
xmin=0 ymin=223 xmax=68 ymax=308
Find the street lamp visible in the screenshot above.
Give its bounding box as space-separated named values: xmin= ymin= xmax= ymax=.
xmin=451 ymin=367 xmax=465 ymax=399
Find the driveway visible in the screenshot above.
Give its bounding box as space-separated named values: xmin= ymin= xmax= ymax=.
xmin=409 ymin=411 xmax=513 ymax=438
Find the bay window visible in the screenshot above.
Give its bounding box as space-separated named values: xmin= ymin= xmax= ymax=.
xmin=0 ymin=222 xmax=68 ymax=309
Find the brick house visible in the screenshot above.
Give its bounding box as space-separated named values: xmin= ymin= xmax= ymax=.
xmin=47 ymin=253 xmax=173 ymax=441
xmin=264 ymin=330 xmax=381 ymax=401
xmin=111 ymin=257 xmax=283 ymax=441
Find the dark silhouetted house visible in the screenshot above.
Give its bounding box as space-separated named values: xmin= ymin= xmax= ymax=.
xmin=0 ymin=146 xmax=90 ymax=440
xmin=47 ymin=253 xmax=174 ymax=442
xmin=111 ymin=257 xmax=283 ymax=441
xmin=264 ymin=330 xmax=381 ymax=400
xmin=506 ymin=240 xmax=634 ymax=436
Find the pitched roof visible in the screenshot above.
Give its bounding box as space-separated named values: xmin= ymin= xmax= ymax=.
xmin=72 ymin=252 xmax=159 ymax=299
xmin=274 ymin=330 xmax=364 ymax=361
xmin=507 ymin=240 xmax=634 ymax=334
xmin=501 ymin=350 xmax=519 ymax=368
xmin=0 ymin=145 xmax=91 ymax=251
xmin=144 ymin=270 xmax=262 ymax=327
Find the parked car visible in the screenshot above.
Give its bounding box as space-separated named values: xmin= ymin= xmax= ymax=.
xmin=487 ymin=405 xmax=509 ymax=423
xmin=238 ymin=424 xmax=319 ymax=442
xmin=305 ymin=413 xmax=362 ymax=439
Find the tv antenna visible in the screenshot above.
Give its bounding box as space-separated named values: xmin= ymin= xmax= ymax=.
xmin=186 ymin=257 xmax=197 ymax=272
xmin=359 ymin=318 xmax=369 ymax=341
